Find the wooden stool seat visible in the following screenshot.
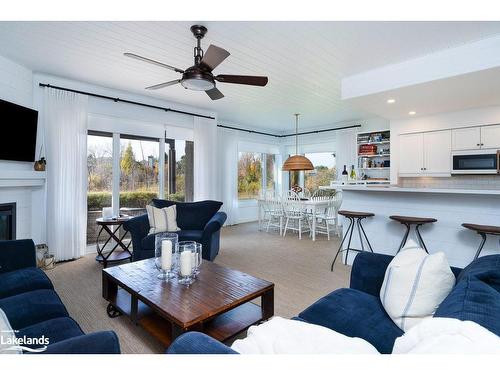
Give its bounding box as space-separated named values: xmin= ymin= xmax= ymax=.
xmin=338 ymin=210 xmax=375 ymax=219
xmin=462 ymin=222 xmax=500 ymax=260
xmin=462 ymin=223 xmax=500 ymax=236
xmin=390 ymin=215 xmax=437 ymax=225
xmin=390 ymin=214 xmax=437 ymax=254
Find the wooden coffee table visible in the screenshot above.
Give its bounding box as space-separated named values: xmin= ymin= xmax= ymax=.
xmin=102 ymin=258 xmax=274 ymax=347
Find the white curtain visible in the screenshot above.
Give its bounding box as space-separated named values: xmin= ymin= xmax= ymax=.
xmin=193 ymin=117 xmax=218 ymax=201
xmin=217 ymin=128 xmax=238 ymax=225
xmin=44 ymin=89 xmax=88 ymax=261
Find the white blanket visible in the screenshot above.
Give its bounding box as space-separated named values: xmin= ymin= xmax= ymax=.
xmin=231 ymin=317 xmax=379 ymax=354
xmin=393 ymin=317 xmax=500 ymax=354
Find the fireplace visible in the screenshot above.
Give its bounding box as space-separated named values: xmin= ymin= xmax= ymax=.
xmin=0 ymin=203 xmax=16 ymax=240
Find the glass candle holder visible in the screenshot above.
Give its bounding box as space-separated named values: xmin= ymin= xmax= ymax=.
xmin=155 ymin=233 xmax=178 ymax=281
xmin=178 ymin=241 xmax=196 ymax=285
xmin=193 ymin=242 xmax=202 ymax=276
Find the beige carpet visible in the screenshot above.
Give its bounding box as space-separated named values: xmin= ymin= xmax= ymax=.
xmin=45 ymin=222 xmax=350 ymax=354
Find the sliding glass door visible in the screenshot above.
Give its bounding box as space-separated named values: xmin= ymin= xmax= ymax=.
xmin=86 ymin=131 xmax=194 ymax=244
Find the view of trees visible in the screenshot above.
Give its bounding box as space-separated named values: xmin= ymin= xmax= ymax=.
xmin=305 ymin=165 xmax=336 ymax=192
xmin=87 ymin=135 xmax=192 ymax=211
xmin=238 ymin=152 xmax=262 ymax=199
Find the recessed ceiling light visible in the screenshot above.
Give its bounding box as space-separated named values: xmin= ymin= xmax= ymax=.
xmin=387 ymin=99 xmax=396 ymax=104
xmin=409 ymin=111 xmax=416 ymax=115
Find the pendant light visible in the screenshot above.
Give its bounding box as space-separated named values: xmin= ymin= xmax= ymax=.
xmin=282 ymin=114 xmax=314 ymax=171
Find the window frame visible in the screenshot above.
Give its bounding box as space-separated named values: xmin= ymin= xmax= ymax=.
xmin=237 ymin=151 xmax=277 ymax=202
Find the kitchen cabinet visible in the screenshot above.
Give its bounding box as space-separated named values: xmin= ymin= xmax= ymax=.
xmin=452 ymin=127 xmax=481 ymax=150
xmin=452 ymin=124 xmax=500 ymax=150
xmin=399 ymin=133 xmax=424 ymax=175
xmin=481 ymin=124 xmax=500 ymax=149
xmin=423 ymin=130 xmax=452 ymax=174
xmin=399 ymin=130 xmax=451 ymax=177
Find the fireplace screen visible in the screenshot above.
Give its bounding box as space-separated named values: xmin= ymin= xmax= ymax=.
xmin=0 ymin=203 xmax=16 ymax=241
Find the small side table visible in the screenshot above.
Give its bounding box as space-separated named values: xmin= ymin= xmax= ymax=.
xmin=95 ymin=216 xmax=133 ymax=268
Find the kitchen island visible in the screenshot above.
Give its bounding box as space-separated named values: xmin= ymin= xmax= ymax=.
xmin=329 ymin=184 xmax=500 ymax=267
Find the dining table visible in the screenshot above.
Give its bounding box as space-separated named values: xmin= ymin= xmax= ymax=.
xmin=257 ymin=197 xmax=332 ymax=241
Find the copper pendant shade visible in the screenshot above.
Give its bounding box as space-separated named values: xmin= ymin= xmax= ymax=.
xmin=282 ymin=114 xmax=314 ymax=171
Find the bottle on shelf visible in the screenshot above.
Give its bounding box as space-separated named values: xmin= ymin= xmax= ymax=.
xmin=349 ymin=165 xmax=356 ymax=181
xmin=341 ymin=165 xmax=348 ymax=184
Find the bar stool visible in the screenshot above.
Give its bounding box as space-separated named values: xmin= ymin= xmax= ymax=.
xmin=330 ymin=210 xmax=374 ymax=271
xmin=390 ymin=215 xmax=437 ymax=254
xmin=462 ymin=223 xmax=500 ymax=260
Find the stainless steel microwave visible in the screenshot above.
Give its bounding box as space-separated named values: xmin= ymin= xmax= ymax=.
xmin=451 ymin=149 xmax=500 ymax=174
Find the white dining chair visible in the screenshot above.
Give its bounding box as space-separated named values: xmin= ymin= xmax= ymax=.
xmin=314 ymin=191 xmax=343 ymax=240
xmin=265 ymin=197 xmax=285 ymax=235
xmin=282 ymin=199 xmax=310 ymax=239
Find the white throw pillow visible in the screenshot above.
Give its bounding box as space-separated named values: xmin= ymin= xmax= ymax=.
xmin=146 ymin=204 xmax=180 ymax=235
xmin=231 ymin=317 xmax=379 ymax=354
xmin=393 ymin=317 xmax=500 ymax=354
xmin=380 ymin=239 xmax=455 ymax=331
xmin=0 ymin=308 xmax=22 ymax=354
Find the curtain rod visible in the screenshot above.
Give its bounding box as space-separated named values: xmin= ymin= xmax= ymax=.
xmin=38 ymin=83 xmax=216 ymax=120
xmin=217 ymin=123 xmax=361 ymax=138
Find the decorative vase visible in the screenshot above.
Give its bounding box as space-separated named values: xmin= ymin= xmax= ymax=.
xmin=34 ymin=157 xmax=46 ymax=171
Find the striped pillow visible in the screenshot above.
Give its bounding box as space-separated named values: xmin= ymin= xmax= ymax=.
xmin=146 ymin=204 xmax=180 ymax=235
xmin=380 ymin=239 xmax=455 ymax=331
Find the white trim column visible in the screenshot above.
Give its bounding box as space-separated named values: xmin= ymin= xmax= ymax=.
xmin=112 ymin=133 xmax=120 ymax=216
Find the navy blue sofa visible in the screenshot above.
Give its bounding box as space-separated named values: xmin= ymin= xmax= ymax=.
xmin=124 ymin=199 xmax=227 ymax=262
xmin=167 ymin=252 xmax=500 ymax=354
xmin=0 ymin=239 xmax=120 ymax=354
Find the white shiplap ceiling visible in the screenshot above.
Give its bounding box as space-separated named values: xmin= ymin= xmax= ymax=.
xmin=1 ymin=21 xmax=500 ymax=131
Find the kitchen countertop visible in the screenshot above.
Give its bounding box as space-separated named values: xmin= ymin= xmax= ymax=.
xmin=327 ymin=184 xmax=500 ymax=195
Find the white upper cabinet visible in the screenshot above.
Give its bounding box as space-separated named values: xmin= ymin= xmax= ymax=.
xmin=399 ymin=133 xmax=424 ymax=175
xmin=452 ymin=124 xmax=500 ymax=150
xmin=480 ymin=124 xmax=500 ymax=149
xmin=423 ymin=130 xmax=451 ymax=174
xmin=399 ymin=130 xmax=451 ymax=177
xmin=452 ymin=127 xmax=481 ymax=150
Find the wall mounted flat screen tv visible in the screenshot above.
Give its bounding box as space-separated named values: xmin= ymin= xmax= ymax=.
xmin=0 ymin=98 xmax=38 ymax=162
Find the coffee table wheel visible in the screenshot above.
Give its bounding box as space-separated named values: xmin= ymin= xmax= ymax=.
xmin=106 ymin=303 xmax=123 ymax=318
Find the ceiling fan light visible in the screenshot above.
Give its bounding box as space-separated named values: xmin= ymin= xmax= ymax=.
xmin=181 ymin=78 xmax=215 ymax=91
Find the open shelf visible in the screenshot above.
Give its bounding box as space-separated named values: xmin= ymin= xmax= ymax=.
xmin=110 ymin=288 xmax=263 ymax=347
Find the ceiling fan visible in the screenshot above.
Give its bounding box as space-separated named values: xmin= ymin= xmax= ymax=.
xmin=124 ymin=25 xmax=268 ymax=100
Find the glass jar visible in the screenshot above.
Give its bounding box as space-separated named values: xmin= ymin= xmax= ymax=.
xmin=178 ymin=241 xmax=196 ymax=285
xmin=155 ymin=233 xmax=178 ymax=281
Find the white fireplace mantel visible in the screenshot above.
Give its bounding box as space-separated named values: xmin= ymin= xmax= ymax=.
xmin=0 ymin=170 xmax=46 ymax=188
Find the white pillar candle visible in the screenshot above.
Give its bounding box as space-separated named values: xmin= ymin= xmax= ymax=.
xmin=180 ymin=251 xmax=192 ymax=276
xmin=161 ymin=240 xmax=172 ymax=271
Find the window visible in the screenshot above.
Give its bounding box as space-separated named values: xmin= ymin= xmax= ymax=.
xmin=164 ymin=139 xmax=194 ymax=202
xmin=87 ymin=132 xmax=113 ymax=210
xmin=265 ymin=154 xmax=276 ymax=191
xmin=238 ymin=152 xmax=262 ymax=200
xmin=86 ymin=129 xmax=194 ymax=245
xmin=238 ymin=152 xmax=277 ymax=200
xmin=120 ymin=135 xmax=160 ymax=208
xmin=304 ymin=152 xmax=336 ymax=192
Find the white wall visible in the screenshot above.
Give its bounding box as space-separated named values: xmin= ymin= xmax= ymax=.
xmin=0 ymin=55 xmax=36 ymax=171
xmin=390 ymin=105 xmax=500 ymax=184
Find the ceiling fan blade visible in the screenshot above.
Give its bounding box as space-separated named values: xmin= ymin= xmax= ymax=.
xmin=215 ymin=74 xmax=268 ymax=86
xmin=205 ymin=87 xmax=224 ymax=100
xmin=200 ymin=45 xmax=230 ymax=71
xmin=124 ymin=53 xmax=184 ymax=73
xmin=145 ymin=79 xmax=181 ymax=90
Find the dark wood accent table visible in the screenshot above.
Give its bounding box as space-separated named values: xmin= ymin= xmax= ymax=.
xmin=96 ymin=216 xmax=133 ymax=268
xmin=102 ymin=259 xmax=274 ymax=347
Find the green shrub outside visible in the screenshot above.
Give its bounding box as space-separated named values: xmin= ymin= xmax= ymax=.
xmin=87 ymin=191 xmax=185 ymax=210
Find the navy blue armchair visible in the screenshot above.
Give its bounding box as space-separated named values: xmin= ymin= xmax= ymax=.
xmin=168 ymin=252 xmax=500 ymax=354
xmin=124 ymin=199 xmax=227 ymax=262
xmin=0 ymin=239 xmax=120 ymax=354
